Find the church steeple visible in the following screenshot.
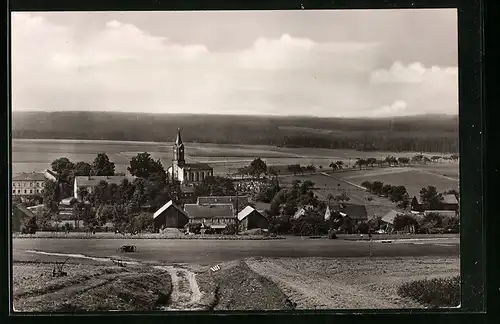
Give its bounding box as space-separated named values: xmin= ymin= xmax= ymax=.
xmin=173 ymin=128 xmax=185 ymax=166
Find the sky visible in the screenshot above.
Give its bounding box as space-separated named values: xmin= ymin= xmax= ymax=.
xmin=11 ymin=10 xmax=458 ymax=118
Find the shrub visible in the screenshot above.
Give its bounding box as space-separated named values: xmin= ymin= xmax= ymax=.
xmin=397 ymin=276 xmax=460 ymax=308
xmin=356 ymin=222 xmax=369 ymax=234
xmin=222 ymin=223 xmax=238 ymax=235
xmin=328 ymin=229 xmax=337 ymax=239
xmin=188 ymin=223 xmax=202 ymax=234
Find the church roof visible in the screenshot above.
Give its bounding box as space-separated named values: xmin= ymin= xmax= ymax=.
xmin=183 ymin=163 xmax=213 ymax=170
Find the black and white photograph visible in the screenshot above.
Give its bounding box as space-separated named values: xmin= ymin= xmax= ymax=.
xmin=10 ymin=9 xmax=460 ymax=312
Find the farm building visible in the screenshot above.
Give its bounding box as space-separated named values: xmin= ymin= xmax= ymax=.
xmin=179 ymin=185 xmax=197 ymax=205
xmin=237 ymin=206 xmax=268 ymax=231
xmin=340 ymin=204 xmax=368 ymax=224
xmin=381 ymin=210 xmax=402 ymax=233
xmin=441 ymin=194 xmax=459 ymax=211
xmin=197 ymin=195 xmax=249 ymax=214
xmin=184 ymin=203 xmax=236 ymax=231
xmin=11 ymin=204 xmax=36 ymax=232
xmin=73 ymin=175 xmax=135 ymax=199
xmin=153 ymin=200 xmax=189 ymax=230
xmin=411 ymin=194 xmax=459 ymax=212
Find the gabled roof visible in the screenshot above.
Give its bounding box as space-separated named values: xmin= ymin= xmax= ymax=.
xmin=154 ymin=200 xmax=187 ymax=219
xmin=442 ymin=194 xmax=459 ymax=204
xmin=183 ymin=163 xmax=213 ymax=170
xmin=13 ymin=204 xmax=36 ymax=218
xmin=237 ymin=205 xmax=266 ymax=221
xmin=411 ymin=196 xmax=423 ymax=204
xmin=197 ymin=196 xmax=248 ymax=211
xmin=381 ymin=210 xmax=400 ymax=225
xmin=340 ymin=204 xmax=368 ymax=221
xmin=12 ymin=172 xmax=46 ymax=181
xmin=75 ymin=175 xmax=134 ymax=187
xmin=184 ymin=203 xmax=234 ymax=219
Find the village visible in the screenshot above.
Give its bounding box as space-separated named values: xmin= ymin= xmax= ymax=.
xmin=11 ymin=128 xmax=460 ymax=239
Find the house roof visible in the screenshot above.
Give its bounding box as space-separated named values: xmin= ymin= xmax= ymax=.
xmin=442 ymin=194 xmax=459 ymax=204
xmin=340 ymin=204 xmax=368 ymax=221
xmin=424 ymin=210 xmax=457 ymax=217
xmin=237 ymin=205 xmax=266 ymax=221
xmin=13 ymin=204 xmax=36 ymax=218
xmin=74 ymin=175 xmax=134 ymax=187
xmin=381 ymin=210 xmax=400 ymax=225
xmin=12 ymin=172 xmax=46 ymax=181
xmin=154 ymin=200 xmax=187 ymax=219
xmin=183 ymin=163 xmax=213 ymax=171
xmin=412 ymin=196 xmax=423 ymax=204
xmin=184 ymin=203 xmax=234 ymax=219
xmin=197 ymin=196 xmax=249 ymax=211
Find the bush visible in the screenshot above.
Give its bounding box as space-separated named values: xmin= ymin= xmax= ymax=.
xmin=328 ymin=229 xmax=337 ymax=239
xmin=188 ymin=223 xmax=202 ymax=234
xmin=397 ymin=276 xmax=460 ymax=308
xmin=222 ymin=223 xmax=238 ymax=235
xmin=356 ymin=222 xmax=369 ymax=234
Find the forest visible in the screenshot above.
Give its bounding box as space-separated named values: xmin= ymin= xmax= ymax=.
xmin=12 ymin=111 xmax=459 ymax=153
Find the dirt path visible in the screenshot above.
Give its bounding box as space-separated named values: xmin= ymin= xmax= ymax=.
xmin=245 ymin=258 xmax=400 ymax=309
xmin=153 ymin=265 xmax=204 ymax=311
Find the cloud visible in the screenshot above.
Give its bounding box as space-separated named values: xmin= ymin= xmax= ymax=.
xmin=11 ymin=13 xmax=458 ymax=117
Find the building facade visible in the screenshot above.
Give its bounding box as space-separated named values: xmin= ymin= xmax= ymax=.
xmin=237 ymin=206 xmax=268 ymax=231
xmin=167 ymin=128 xmax=213 ymax=184
xmin=153 ymin=200 xmax=189 ymax=231
xmin=12 ymin=171 xmax=55 ymax=197
xmin=184 ymin=203 xmax=236 ymax=230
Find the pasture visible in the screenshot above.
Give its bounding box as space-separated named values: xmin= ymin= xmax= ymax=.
xmin=338 ymin=167 xmax=459 ymax=197
xmin=11 ymin=138 xmax=450 ymax=177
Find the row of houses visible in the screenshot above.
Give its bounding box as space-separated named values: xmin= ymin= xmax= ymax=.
xmin=410 ymin=194 xmax=459 ymax=212
xmin=11 ymin=170 xmax=57 ymax=197
xmin=153 ymin=195 xmax=268 ymax=233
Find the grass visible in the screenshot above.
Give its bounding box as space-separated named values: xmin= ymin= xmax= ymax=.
xmin=13 ymin=262 xmax=173 ymax=312
xmin=397 ymin=276 xmax=460 ymax=308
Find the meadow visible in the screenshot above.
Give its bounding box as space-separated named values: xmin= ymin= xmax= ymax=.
xmin=11 ymin=138 xmax=439 ymax=176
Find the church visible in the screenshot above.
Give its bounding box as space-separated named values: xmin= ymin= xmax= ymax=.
xmin=167 ymin=128 xmax=214 ymax=184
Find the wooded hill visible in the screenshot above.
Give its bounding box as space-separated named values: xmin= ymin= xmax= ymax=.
xmin=12 ymin=111 xmax=459 ymax=153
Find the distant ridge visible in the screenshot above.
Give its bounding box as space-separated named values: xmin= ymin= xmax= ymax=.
xmin=11 ymin=111 xmax=459 ymax=153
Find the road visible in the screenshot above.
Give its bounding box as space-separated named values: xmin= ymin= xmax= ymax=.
xmin=12 ymin=237 xmax=459 ymax=265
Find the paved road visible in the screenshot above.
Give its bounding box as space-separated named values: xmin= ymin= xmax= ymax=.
xmin=12 ymin=238 xmax=459 ymax=265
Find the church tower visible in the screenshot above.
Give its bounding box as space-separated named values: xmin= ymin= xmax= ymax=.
xmin=173 ymin=128 xmax=185 ymax=167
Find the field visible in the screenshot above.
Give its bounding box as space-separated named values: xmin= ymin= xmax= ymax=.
xmin=11 ymin=138 xmax=451 ymax=176
xmin=337 ymin=166 xmax=459 ymax=197
xmin=12 ymin=238 xmax=460 ymax=311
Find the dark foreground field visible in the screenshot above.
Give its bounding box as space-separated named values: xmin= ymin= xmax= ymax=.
xmin=13 ymin=237 xmax=459 ymax=265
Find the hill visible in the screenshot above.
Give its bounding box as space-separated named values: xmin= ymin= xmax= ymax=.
xmin=11 ymin=111 xmax=459 ymax=153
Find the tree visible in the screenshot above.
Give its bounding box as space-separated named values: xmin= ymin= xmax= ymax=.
xmin=381 ymin=184 xmax=393 ymax=197
xmin=385 ymin=156 xmax=398 ymax=167
xmin=249 ymin=158 xmax=267 ymax=178
xmin=73 ymin=161 xmax=92 ymax=176
xmin=398 ymin=157 xmax=410 ymax=165
xmin=371 ymin=181 xmax=384 ymax=196
xmin=131 ymin=213 xmax=153 ymax=232
xmin=91 ymin=153 xmax=115 ymax=176
xmin=361 ymin=181 xmax=373 ymax=191
xmin=268 ymin=166 xmax=279 ymax=178
xmin=366 ymin=158 xmax=377 ymax=167
xmin=389 ymin=185 xmax=408 ymax=203
xmin=51 ymin=157 xmax=75 ymax=183
xmin=128 ymin=152 xmax=166 ymax=180
xmin=329 ymin=162 xmax=339 ymax=172
xmin=335 ymin=161 xmax=344 ymax=169
xmin=288 ymin=164 xmax=302 ymax=175
xmin=24 ymin=216 xmax=38 ymax=234
xmin=194 ymin=176 xmax=235 ymax=197
xmin=42 ymin=180 xmax=60 ymax=213
xmin=335 ymin=192 xmax=350 ymax=203
xmin=420 ymin=186 xmax=443 ymax=209
xmin=393 ymin=214 xmax=418 ymax=232
xmin=305 ymin=164 xmax=316 ymax=172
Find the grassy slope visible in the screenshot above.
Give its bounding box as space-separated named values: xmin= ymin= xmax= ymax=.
xmin=13 ymin=262 xmax=172 ymax=312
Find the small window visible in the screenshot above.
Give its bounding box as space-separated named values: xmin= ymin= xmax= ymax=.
xmin=24 ymin=190 xmax=27 ymax=194
xmin=30 ymin=189 xmax=33 ymax=194
xmin=37 ymin=189 xmax=40 ymax=193
xmin=12 ymin=189 xmax=15 ymax=194
xmin=17 ymin=190 xmax=21 ymax=194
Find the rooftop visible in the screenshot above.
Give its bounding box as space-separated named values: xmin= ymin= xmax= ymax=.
xmin=237 ymin=205 xmax=266 ymax=221
xmin=154 ymin=200 xmax=187 ymax=219
xmin=183 ymin=163 xmax=213 ymax=170
xmin=184 ymin=203 xmax=234 ymax=219
xmin=12 ymin=172 xmax=47 ymax=181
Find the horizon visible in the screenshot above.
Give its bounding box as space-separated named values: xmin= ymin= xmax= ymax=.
xmin=11 ymin=10 xmax=458 ymax=118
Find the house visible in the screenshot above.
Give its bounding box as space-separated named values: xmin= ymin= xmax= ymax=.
xmin=167 ymin=128 xmax=214 ymax=184
xmin=11 ymin=204 xmax=36 ymax=232
xmin=410 ymin=196 xmax=426 ymax=212
xmin=197 ymin=196 xmax=249 ymax=215
xmin=184 ymin=203 xmax=235 ymax=231
xmin=237 ymin=206 xmax=268 ymax=231
xmin=12 ymin=172 xmax=53 ymax=197
xmin=73 ymin=175 xmax=135 ymax=199
xmin=381 ymin=210 xmax=401 ymax=233
xmin=339 ymin=204 xmax=368 ymax=224
xmin=179 ymin=185 xmax=197 ymax=205
xmin=153 ymin=200 xmax=189 ymax=231
xmin=441 ymin=194 xmax=459 ymax=211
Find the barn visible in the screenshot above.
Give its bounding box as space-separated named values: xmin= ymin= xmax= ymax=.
xmin=237 ymin=206 xmax=268 ymax=231
xmin=153 ymin=200 xmax=189 ymax=231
